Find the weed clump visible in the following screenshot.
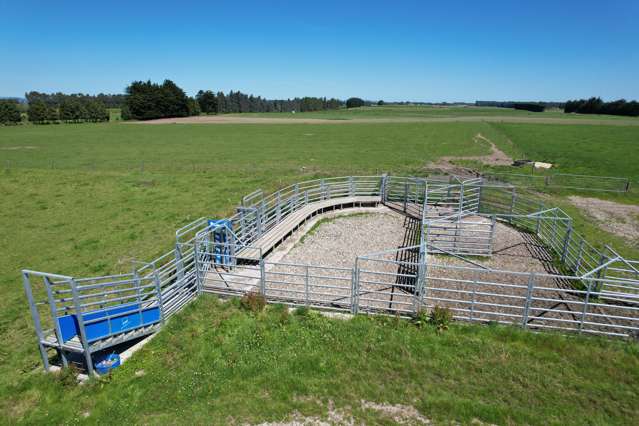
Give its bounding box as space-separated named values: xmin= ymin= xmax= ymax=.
xmin=56 ymin=365 xmax=80 ymax=387
xmin=240 ymin=291 xmax=266 ymax=313
xmin=429 ymin=306 xmax=453 ymax=332
xmin=412 ymin=306 xmax=453 ymax=332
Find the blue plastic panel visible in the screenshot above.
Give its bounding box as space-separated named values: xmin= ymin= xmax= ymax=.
xmin=56 ymin=304 xmax=161 ymax=344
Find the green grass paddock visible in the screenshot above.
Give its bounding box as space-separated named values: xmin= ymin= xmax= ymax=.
xmin=1 ymin=117 xmax=638 ymax=424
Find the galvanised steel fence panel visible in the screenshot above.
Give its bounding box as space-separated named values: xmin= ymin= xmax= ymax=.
xmin=22 ymin=174 xmax=639 ymax=374
xmin=484 ymin=172 xmax=631 ymax=193
xmin=263 ymin=262 xmax=353 ymax=312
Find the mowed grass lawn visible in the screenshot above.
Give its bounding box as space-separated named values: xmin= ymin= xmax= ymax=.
xmin=1 ymin=120 xmax=639 ymax=424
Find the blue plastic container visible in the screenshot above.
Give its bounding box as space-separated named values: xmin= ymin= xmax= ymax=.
xmin=94 ymin=353 xmax=121 ymax=374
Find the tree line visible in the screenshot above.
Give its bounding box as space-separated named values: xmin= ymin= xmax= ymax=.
xmin=475 ymin=101 xmax=551 ymax=112
xmin=24 ymin=92 xmax=120 ymax=124
xmin=125 ymin=80 xmax=344 ymax=120
xmin=195 ymin=89 xmax=342 ymax=115
xmin=564 ymin=97 xmax=639 ymax=117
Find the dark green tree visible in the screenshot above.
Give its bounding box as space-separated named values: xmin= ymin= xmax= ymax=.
xmin=28 ymin=100 xmax=48 ymax=123
xmin=187 ymin=97 xmax=201 ymax=116
xmin=346 ymin=97 xmax=365 ymax=108
xmin=0 ymin=100 xmax=21 ymax=124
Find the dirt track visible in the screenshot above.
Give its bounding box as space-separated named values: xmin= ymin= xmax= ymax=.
xmin=133 ymin=115 xmax=639 ymax=126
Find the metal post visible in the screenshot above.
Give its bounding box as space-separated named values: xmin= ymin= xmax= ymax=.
xmin=276 ymin=192 xmax=281 ymax=224
xmin=561 ymin=221 xmax=573 ymax=264
xmin=351 ymin=261 xmax=359 ymax=314
xmin=321 ymin=179 xmax=326 ymax=200
xmin=239 ymin=207 xmax=246 ymax=236
xmin=535 ymin=202 xmax=544 ymax=235
xmin=304 ymin=190 xmax=308 ymax=206
xmin=70 ymin=279 xmax=94 ymax=376
xmin=349 ymin=176 xmax=354 ymax=197
xmin=574 ymin=238 xmax=585 ymax=274
xmin=403 ymin=181 xmax=408 ymax=212
xmin=305 ymin=265 xmax=310 ymax=306
xmin=469 ymin=270 xmax=478 ymax=321
xmin=259 ymin=256 xmax=266 ymax=296
xmin=175 ymin=244 xmax=184 ymax=281
xmin=414 ymin=240 xmax=427 ymax=313
xmin=153 ymin=269 xmax=165 ymax=325
xmin=43 ymin=276 xmax=68 ymax=367
xmin=256 ymin=206 xmax=263 ymax=238
xmin=489 ymin=215 xmax=496 ymax=256
xmin=22 ymin=272 xmax=51 ymax=372
xmin=594 ymin=253 xmax=608 ymax=292
xmin=521 ymin=273 xmax=535 ymax=328
xmin=380 ymin=174 xmax=388 ymax=202
xmin=578 ymin=281 xmax=592 ymax=334
xmin=477 ymin=177 xmax=484 ymax=213
xmin=458 ymin=182 xmax=465 ymax=219
xmin=509 ymin=188 xmax=516 ymax=224
xmin=193 ymin=241 xmax=201 ymax=293
xmin=294 ymin=183 xmax=299 ymax=209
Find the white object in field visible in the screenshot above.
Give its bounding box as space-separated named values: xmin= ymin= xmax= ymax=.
xmin=534 ymin=162 xmax=552 ymax=169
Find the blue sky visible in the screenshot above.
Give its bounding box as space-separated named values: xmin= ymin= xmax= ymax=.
xmin=1 ymin=0 xmax=637 ymax=102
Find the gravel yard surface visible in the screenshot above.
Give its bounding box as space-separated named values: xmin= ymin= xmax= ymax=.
xmin=205 ymin=208 xmax=637 ymax=335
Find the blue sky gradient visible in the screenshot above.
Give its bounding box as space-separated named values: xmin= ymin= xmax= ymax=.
xmin=1 ymin=0 xmax=637 ymax=101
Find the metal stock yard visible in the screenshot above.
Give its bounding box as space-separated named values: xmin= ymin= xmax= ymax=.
xmin=23 ymin=175 xmax=639 ymax=375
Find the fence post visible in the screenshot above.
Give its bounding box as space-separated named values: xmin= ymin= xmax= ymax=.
xmin=304 ymin=190 xmax=309 ymax=206
xmin=509 ymin=188 xmax=516 ymax=224
xmin=70 ymin=279 xmax=95 ymax=376
xmin=624 ymin=179 xmax=631 ymax=193
xmin=321 ymin=179 xmax=326 ymax=200
xmin=351 ymin=261 xmax=359 ymax=314
xmin=305 ymin=265 xmax=310 ymax=306
xmin=153 ymin=268 xmax=165 ymax=325
xmin=578 ymin=281 xmax=592 ymax=334
xmin=349 ymin=176 xmax=354 ymax=197
xmin=259 ymin=256 xmax=266 ymax=296
xmin=535 ymin=201 xmax=544 ymax=235
xmin=403 ymin=181 xmax=408 ymax=213
xmin=294 ymin=183 xmax=299 ymax=208
xmin=458 ymin=182 xmax=465 ymax=219
xmin=469 ymin=270 xmax=478 ymax=322
xmin=573 ymin=238 xmax=585 ymax=274
xmin=594 ymin=253 xmax=608 ymax=292
xmin=175 ymin=244 xmax=184 ymax=281
xmin=477 ymin=177 xmax=484 ymax=213
xmin=22 ymin=272 xmax=50 ymax=372
xmin=380 ymin=174 xmax=388 ymax=202
xmin=276 ymin=191 xmax=281 ymax=224
xmin=193 ymin=241 xmax=202 ymax=293
xmin=560 ymin=221 xmax=573 ymax=264
xmin=256 ymin=206 xmax=263 ymax=238
xmin=521 ymin=273 xmax=535 ymax=328
xmin=43 ymin=276 xmax=69 ymax=368
xmin=489 ymin=215 xmax=497 ymax=256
